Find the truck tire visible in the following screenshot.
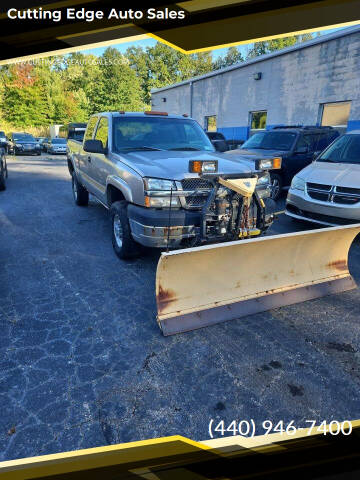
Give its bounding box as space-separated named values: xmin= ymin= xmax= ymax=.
xmin=72 ymin=172 xmax=89 ymax=206
xmin=110 ymin=201 xmax=142 ymax=259
xmin=270 ymin=173 xmax=283 ymax=200
xmin=0 ymin=158 xmax=6 ymax=191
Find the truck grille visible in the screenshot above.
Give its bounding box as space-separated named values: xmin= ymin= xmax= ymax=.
xmin=181 ymin=178 xmax=213 ymax=190
xmin=181 ymin=178 xmax=212 ymax=209
xmin=307 ymin=183 xmax=360 ymax=206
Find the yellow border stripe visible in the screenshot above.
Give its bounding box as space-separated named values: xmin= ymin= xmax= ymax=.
xmin=0 ymin=436 xmax=211 ymax=478
xmin=1 ymin=421 xmax=359 ymax=477
xmin=148 ymin=20 xmax=360 ymax=54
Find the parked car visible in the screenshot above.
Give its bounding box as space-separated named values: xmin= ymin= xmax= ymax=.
xmin=0 ymin=149 xmax=7 ymax=190
xmin=0 ymin=131 xmax=8 ymax=153
xmin=35 ymin=137 xmax=48 ymax=151
xmin=206 ymin=131 xmax=229 ymax=152
xmin=46 ymin=138 xmax=67 ymax=154
xmin=205 ymin=131 xmax=245 ymax=152
xmin=230 ymin=126 xmax=339 ymax=199
xmin=67 ymin=112 xmax=278 ymax=259
xmin=226 ymin=139 xmax=245 ymax=150
xmin=8 ymin=132 xmax=41 ymax=155
xmin=285 ymin=131 xmax=360 ymax=226
xmin=42 ymin=138 xmax=51 ymax=152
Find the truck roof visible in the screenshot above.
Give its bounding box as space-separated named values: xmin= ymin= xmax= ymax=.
xmin=270 ymin=125 xmax=336 ymax=133
xmin=93 ymin=111 xmax=191 ymax=120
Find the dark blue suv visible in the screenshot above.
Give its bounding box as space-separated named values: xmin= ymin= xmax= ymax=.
xmin=237 ymin=126 xmax=339 ymax=199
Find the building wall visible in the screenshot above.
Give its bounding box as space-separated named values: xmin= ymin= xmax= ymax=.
xmin=151 ymin=83 xmax=191 ymax=116
xmin=151 ymin=31 xmax=360 ymax=140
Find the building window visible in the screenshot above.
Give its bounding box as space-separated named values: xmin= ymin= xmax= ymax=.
xmin=250 ymin=111 xmax=267 ymax=133
xmin=320 ymin=101 xmax=351 ymax=130
xmin=205 ymin=115 xmax=217 ymax=132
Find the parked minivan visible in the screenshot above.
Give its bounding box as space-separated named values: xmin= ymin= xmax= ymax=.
xmin=286 ymin=131 xmax=360 ymax=226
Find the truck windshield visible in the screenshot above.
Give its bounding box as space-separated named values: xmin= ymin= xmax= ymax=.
xmin=52 ymin=138 xmax=67 ymax=144
xmin=317 ymin=134 xmax=360 ymax=164
xmin=241 ymin=131 xmax=296 ymax=150
xmin=113 ymin=116 xmax=214 ymax=152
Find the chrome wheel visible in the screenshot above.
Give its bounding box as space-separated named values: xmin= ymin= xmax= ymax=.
xmin=271 ymin=177 xmax=280 ymax=199
xmin=113 ymin=214 xmax=123 ymax=248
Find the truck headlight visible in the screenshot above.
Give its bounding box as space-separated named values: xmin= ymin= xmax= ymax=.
xmin=256 ymin=157 xmax=282 ymax=170
xmin=145 ymin=196 xmax=180 ymax=208
xmin=189 ymin=160 xmax=217 ymax=173
xmin=290 ymin=176 xmax=305 ymax=191
xmin=144 ymin=178 xmax=179 ymax=208
xmin=144 ymin=178 xmax=176 ymax=191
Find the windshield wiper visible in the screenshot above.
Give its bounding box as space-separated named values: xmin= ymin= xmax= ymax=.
xmin=120 ymin=146 xmax=165 ymax=151
xmin=168 ymin=147 xmax=201 ymax=151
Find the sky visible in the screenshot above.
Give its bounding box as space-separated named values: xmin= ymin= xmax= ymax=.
xmin=81 ymin=26 xmax=347 ymax=59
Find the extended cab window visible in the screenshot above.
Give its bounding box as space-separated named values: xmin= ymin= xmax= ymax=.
xmin=68 ymin=130 xmax=85 ymax=142
xmin=84 ymin=117 xmax=98 ymax=141
xmin=94 ymin=117 xmax=108 ymax=148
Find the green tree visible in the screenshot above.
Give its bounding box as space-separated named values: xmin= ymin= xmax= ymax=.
xmin=246 ymin=34 xmax=314 ymax=59
xmin=213 ymin=46 xmax=244 ymax=69
xmin=2 ymin=63 xmax=50 ymax=127
xmin=90 ymin=47 xmax=144 ymax=113
xmin=126 ymin=42 xmax=213 ymax=104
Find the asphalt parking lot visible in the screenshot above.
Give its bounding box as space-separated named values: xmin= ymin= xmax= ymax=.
xmin=1 ymin=154 xmax=360 ymax=461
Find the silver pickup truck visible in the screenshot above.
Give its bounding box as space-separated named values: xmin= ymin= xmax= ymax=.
xmin=67 ymin=111 xmax=279 ymax=258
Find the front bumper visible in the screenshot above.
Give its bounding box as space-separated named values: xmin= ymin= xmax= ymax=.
xmin=15 ymin=147 xmax=41 ymax=155
xmin=128 ymin=197 xmax=275 ymax=248
xmin=286 ymin=189 xmax=360 ymax=226
xmin=128 ymin=205 xmax=201 ymax=248
xmin=49 ymin=149 xmax=67 ymax=154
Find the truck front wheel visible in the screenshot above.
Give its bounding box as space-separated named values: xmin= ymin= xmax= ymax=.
xmin=72 ymin=173 xmax=89 ymax=206
xmin=110 ymin=201 xmax=142 ymax=259
xmin=270 ymin=173 xmax=283 ymax=200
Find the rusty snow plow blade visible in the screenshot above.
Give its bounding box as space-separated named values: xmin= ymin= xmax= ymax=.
xmin=156 ymin=224 xmax=360 ymax=336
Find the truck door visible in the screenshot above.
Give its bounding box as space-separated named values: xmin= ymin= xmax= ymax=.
xmin=87 ymin=116 xmax=109 ymax=203
xmin=290 ymin=134 xmax=318 ymax=179
xmin=78 ymin=116 xmax=99 ymax=191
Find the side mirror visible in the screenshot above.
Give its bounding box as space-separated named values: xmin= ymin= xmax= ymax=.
xmin=84 ymin=139 xmax=107 ymax=154
xmin=211 ymin=139 xmax=228 ymax=152
xmin=312 ymin=151 xmax=320 ymax=162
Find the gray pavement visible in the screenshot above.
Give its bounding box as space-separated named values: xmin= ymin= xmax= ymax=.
xmin=1 ymin=154 xmax=360 ymax=461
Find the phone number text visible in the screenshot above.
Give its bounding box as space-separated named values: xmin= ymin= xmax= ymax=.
xmin=208 ymin=419 xmax=352 ymax=438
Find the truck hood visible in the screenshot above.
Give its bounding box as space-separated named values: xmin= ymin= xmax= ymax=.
xmin=298 ymin=161 xmax=360 ymax=188
xmin=116 ymin=150 xmax=257 ymax=179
